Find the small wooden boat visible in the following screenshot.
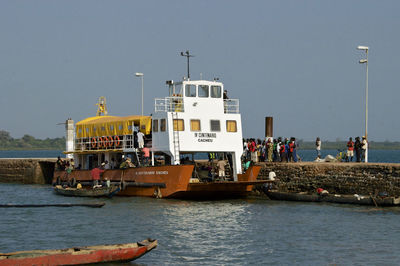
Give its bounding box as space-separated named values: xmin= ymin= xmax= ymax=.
xmin=0 ymin=238 xmax=157 ymax=266
xmin=53 ymin=185 xmax=120 ymax=197
xmin=264 ymin=190 xmax=400 ymax=207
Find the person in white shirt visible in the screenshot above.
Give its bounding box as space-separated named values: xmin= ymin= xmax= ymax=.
xmin=137 ymin=131 xmax=145 ymax=149
xmin=361 ymin=136 xmax=368 ymax=162
xmin=316 ymin=137 xmax=321 ymax=159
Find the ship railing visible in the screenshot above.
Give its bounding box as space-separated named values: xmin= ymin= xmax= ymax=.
xmin=224 ymin=99 xmax=240 ymax=114
xmin=154 ymin=96 xmax=184 ymax=112
xmin=74 ymin=135 xmax=137 ymax=151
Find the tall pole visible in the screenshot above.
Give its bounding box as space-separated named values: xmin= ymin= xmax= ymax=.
xmin=135 ymin=72 xmax=144 ymax=116
xmin=357 ymin=45 xmax=369 ymax=163
xmin=141 ymin=75 xmax=144 ymax=116
xmin=187 ymin=55 xmax=190 ymax=79
xmin=181 ymin=50 xmax=194 ymax=80
xmin=365 ymin=50 xmax=368 ymax=162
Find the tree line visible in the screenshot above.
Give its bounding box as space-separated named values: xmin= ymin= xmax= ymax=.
xmin=0 ymin=130 xmax=65 ymax=150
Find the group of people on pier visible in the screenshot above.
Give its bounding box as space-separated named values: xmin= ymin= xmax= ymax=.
xmin=242 ymin=137 xmax=299 ymax=163
xmin=315 ymin=136 xmax=368 ymax=162
xmin=345 ymin=136 xmax=368 ymax=162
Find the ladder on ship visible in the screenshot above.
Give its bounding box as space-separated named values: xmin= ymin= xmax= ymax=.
xmin=172 ymin=112 xmax=181 ymax=165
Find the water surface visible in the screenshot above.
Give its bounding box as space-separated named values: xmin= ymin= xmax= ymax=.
xmin=1 ymin=183 xmax=400 ymax=265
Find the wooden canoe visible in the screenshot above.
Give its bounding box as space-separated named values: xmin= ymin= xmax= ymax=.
xmin=265 ymin=190 xmax=400 ymax=207
xmin=53 ymin=185 xmax=120 ymax=197
xmin=0 ymin=239 xmax=157 ymax=266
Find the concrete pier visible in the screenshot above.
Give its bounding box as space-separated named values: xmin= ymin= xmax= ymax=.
xmin=259 ymin=162 xmax=400 ymax=196
xmin=1 ymin=158 xmax=400 ymax=197
xmin=0 ymin=158 xmax=57 ymax=184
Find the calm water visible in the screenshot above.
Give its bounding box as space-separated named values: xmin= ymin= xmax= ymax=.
xmin=1 ymin=150 xmax=400 ymax=264
xmin=1 ymin=184 xmax=400 ymax=265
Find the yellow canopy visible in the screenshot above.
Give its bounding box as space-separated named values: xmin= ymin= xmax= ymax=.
xmin=75 ymin=115 xmax=152 ymax=138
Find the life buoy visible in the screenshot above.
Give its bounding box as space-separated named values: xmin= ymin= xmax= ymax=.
xmin=108 ymin=136 xmax=114 ymax=147
xmin=91 ymin=137 xmax=97 ymax=148
xmin=103 ymin=136 xmax=109 ymax=148
xmin=98 ymin=137 xmax=103 ymax=148
xmin=114 ymin=136 xmax=121 ymax=147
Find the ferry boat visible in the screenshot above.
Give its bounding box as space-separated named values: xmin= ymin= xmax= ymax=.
xmin=53 ymin=75 xmax=267 ymax=198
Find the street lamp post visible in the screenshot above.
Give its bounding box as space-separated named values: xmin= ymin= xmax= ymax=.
xmin=135 ymin=72 xmax=144 ymax=116
xmin=357 ymin=45 xmax=369 ymax=162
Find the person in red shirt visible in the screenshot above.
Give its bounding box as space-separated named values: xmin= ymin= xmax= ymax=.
xmin=249 ymin=139 xmax=257 ymax=162
xmin=142 ymin=147 xmax=150 ymax=166
xmin=346 ymin=137 xmax=354 ymax=162
xmin=91 ymin=163 xmax=105 ymax=187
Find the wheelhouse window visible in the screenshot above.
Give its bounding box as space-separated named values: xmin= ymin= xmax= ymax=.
xmin=211 ymin=85 xmax=222 ymax=98
xmin=185 ymin=84 xmax=196 ymax=97
xmin=153 ymin=119 xmax=159 ymax=132
xmin=170 ymin=84 xmax=183 ymax=97
xmin=226 ymin=120 xmax=237 ymax=132
xmin=173 ymin=119 xmax=184 ymax=131
xmin=190 ymin=119 xmax=201 ymax=131
xmin=160 ymin=119 xmax=166 ymax=132
xmin=198 ymin=85 xmax=209 ymax=97
xmin=210 ymin=120 xmax=220 ymax=132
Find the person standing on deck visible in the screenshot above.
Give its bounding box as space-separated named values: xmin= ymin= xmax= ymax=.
xmin=91 ymin=163 xmax=105 ymax=187
xmin=347 ymin=137 xmax=354 ymax=162
xmin=223 ymin=90 xmax=229 ymax=99
xmin=142 ymin=146 xmax=150 ymax=166
xmin=217 ymin=157 xmax=227 ymax=179
xmin=133 ymin=131 xmax=139 ymax=151
xmin=137 ymin=131 xmax=145 ymax=150
xmin=316 ymin=137 xmax=321 ymax=159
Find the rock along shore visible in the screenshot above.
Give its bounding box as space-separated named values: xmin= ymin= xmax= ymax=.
xmin=258 ymin=162 xmax=400 ymax=196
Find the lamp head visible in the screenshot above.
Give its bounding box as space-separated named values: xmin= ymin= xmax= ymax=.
xmin=359 ymin=59 xmax=368 ymax=64
xmin=357 ymin=46 xmax=369 ymax=51
xmin=135 ymin=72 xmax=144 ymax=77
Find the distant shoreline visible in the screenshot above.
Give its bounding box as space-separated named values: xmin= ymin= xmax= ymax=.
xmin=296 ymin=141 xmax=400 ymax=150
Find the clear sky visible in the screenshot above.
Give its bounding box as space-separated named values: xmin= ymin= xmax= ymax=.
xmin=1 ymin=1 xmax=399 ymax=141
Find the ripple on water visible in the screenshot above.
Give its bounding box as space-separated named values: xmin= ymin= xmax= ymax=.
xmin=1 ymin=184 xmax=400 ymax=265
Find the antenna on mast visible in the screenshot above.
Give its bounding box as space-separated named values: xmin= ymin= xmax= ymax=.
xmin=180 ymin=50 xmax=194 ymax=80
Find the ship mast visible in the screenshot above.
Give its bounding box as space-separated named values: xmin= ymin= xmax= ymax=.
xmin=180 ymin=50 xmax=194 ymax=80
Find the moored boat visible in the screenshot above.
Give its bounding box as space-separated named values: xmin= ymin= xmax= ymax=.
xmin=53 ymin=185 xmax=120 ymax=197
xmin=264 ymin=190 xmax=400 ymax=207
xmin=53 ymin=57 xmax=269 ymax=199
xmin=0 ymin=238 xmax=157 ymax=266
